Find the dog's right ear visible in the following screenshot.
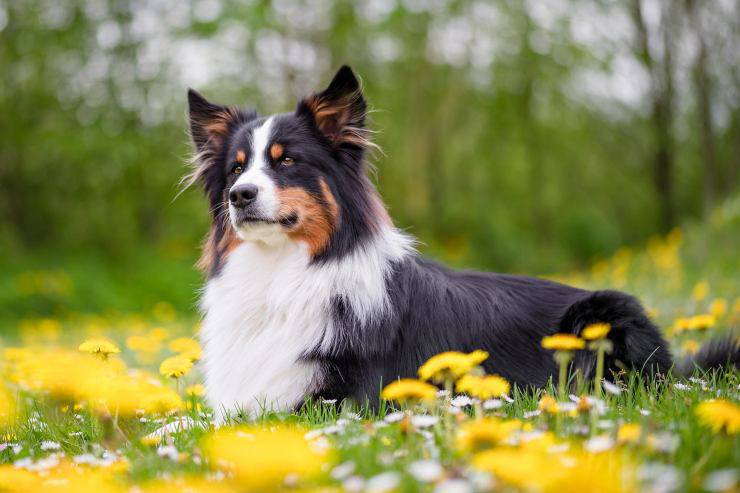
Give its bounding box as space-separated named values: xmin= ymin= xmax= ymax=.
xmin=187 ymin=89 xmax=238 ymax=153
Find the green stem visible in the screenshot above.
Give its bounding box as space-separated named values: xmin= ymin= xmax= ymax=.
xmin=474 ymin=401 xmax=483 ymax=420
xmin=594 ymin=347 xmax=605 ymax=399
xmin=444 ymin=378 xmax=453 ymax=444
xmin=558 ymin=358 xmax=567 ymax=400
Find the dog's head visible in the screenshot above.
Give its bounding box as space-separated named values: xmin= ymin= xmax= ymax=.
xmin=187 ymin=66 xmax=387 ymax=275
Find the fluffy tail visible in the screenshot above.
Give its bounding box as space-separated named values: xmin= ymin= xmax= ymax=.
xmin=559 ymin=290 xmax=674 ymax=380
xmin=674 ymin=334 xmax=739 ymax=377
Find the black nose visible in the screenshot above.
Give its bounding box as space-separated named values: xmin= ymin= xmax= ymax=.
xmin=229 ymin=184 xmax=259 ymax=208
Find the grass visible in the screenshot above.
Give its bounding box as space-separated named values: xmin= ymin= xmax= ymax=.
xmin=0 ymin=197 xmax=738 ymax=492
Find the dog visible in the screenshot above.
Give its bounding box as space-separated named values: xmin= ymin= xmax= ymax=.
xmin=186 ymin=66 xmax=737 ymax=417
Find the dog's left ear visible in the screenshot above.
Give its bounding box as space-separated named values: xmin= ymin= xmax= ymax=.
xmin=297 ymin=66 xmax=369 ymax=149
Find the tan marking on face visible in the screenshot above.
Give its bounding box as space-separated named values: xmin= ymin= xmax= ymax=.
xmin=277 ymin=181 xmax=340 ymax=257
xmin=270 ymin=143 xmax=284 ymax=161
xmin=235 ymin=150 xmax=246 ymax=164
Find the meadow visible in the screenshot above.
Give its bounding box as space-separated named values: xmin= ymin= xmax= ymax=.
xmin=0 ymin=197 xmax=738 ymax=493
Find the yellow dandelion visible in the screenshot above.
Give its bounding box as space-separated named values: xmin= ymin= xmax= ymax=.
xmin=78 ymin=338 xmax=120 ymax=358
xmin=538 ymin=394 xmax=559 ymax=413
xmin=541 ymin=334 xmax=585 ymax=351
xmin=0 ymin=386 xmax=15 ymax=429
xmin=381 ymin=379 xmax=437 ymax=403
xmin=202 ymin=425 xmax=327 ymax=489
xmin=159 ymin=355 xmax=193 ymax=379
xmin=688 ymin=313 xmax=715 ymax=330
xmin=418 ymin=350 xmax=488 ymax=383
xmin=617 ymin=423 xmax=642 ymax=444
xmin=456 ymin=374 xmax=510 ymax=399
xmin=126 ymin=335 xmax=159 ymax=352
xmin=140 ymin=435 xmax=160 ymax=447
xmin=681 ymin=340 xmax=700 ymax=356
xmin=582 ymin=323 xmax=611 ymax=341
xmin=709 ymin=298 xmax=728 ymax=318
xmin=149 ymin=327 xmax=170 ymax=342
xmin=695 ymin=399 xmax=740 ymax=435
xmin=473 ymin=445 xmax=636 ymax=493
xmin=692 ymin=281 xmax=709 ymax=301
xmin=670 ymin=317 xmax=692 ymax=334
xmin=472 ymin=448 xmax=560 ymax=490
xmin=185 ymin=384 xmax=205 ymax=397
xmin=457 ymin=417 xmax=522 ymax=452
xmin=168 ymin=337 xmax=202 ymax=361
xmin=8 ymin=347 xmax=182 ymax=417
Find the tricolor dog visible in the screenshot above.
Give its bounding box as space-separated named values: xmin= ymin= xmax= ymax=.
xmin=186 ymin=66 xmax=737 ymax=417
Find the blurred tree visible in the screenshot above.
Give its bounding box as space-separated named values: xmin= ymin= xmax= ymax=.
xmin=630 ymin=0 xmax=676 ymax=232
xmin=0 ymin=0 xmax=738 ymax=277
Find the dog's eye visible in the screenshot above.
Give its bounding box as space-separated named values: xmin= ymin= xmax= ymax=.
xmin=281 ymin=157 xmax=295 ymax=167
xmin=232 ymin=164 xmax=243 ymax=174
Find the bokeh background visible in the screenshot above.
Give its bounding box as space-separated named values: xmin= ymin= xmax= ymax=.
xmin=1 ymin=0 xmax=738 ymax=332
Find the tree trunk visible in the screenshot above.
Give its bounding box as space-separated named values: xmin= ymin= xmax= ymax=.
xmin=630 ymin=0 xmax=676 ymax=232
xmin=686 ymin=0 xmax=718 ymax=216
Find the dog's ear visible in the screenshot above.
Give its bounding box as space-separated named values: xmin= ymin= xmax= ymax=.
xmin=184 ymin=90 xmax=253 ymax=195
xmin=297 ymin=66 xmax=370 ymax=149
xmin=187 ymin=89 xmax=241 ymax=152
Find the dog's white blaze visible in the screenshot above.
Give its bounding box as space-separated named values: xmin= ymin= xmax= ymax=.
xmin=230 ymin=117 xmax=279 ymax=221
xmin=200 ymin=225 xmax=413 ymax=418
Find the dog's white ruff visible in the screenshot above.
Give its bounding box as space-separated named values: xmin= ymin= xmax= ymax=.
xmin=200 ymin=226 xmax=412 ymax=418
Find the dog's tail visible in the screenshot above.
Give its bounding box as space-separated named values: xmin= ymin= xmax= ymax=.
xmin=559 ymin=290 xmax=739 ymax=379
xmin=559 ymin=290 xmax=674 ymax=379
xmin=674 ymin=333 xmax=739 ymax=377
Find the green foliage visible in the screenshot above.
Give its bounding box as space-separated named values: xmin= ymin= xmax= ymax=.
xmin=0 ymin=0 xmax=738 ymax=318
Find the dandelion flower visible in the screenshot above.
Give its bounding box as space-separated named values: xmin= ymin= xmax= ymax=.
xmin=473 ymin=446 xmax=636 ymax=492
xmin=695 ymin=399 xmax=740 ymax=435
xmin=670 ymin=317 xmax=692 ymax=334
xmin=140 ymin=435 xmax=160 ymax=447
xmin=537 ymin=395 xmax=559 ymax=414
xmin=78 ymin=338 xmax=120 ymax=358
xmin=617 ymin=423 xmax=642 ymax=444
xmin=688 ymin=314 xmax=715 ymax=330
xmin=418 ymin=350 xmax=488 ymax=383
xmin=159 ymin=355 xmax=193 ymax=379
xmin=0 ymin=386 xmax=15 ymax=428
xmin=168 ymin=338 xmax=202 ymax=361
xmin=456 ymin=374 xmax=510 ymax=400
xmin=582 ymin=323 xmax=611 ymax=340
xmin=541 ymin=334 xmax=585 ymax=351
xmin=202 ymin=425 xmax=327 ymax=489
xmin=126 ymin=334 xmax=161 ymax=352
xmin=681 ymin=340 xmax=700 ymax=355
xmin=457 ymin=418 xmax=522 ymax=452
xmin=185 ymin=384 xmax=205 ymax=397
xmin=709 ymin=298 xmax=728 ymax=318
xmin=692 ymin=281 xmax=709 ymax=301
xmin=381 ymin=379 xmax=437 ymax=403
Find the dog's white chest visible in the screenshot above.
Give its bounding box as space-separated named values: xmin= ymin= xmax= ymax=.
xmin=199 ymin=241 xmax=328 ymax=416
xmin=199 ymin=227 xmax=411 ymax=417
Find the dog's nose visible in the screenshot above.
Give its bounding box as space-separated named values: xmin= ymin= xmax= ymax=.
xmin=229 ymin=184 xmax=259 ymax=208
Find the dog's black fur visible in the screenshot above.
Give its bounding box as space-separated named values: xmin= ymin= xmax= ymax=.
xmin=189 ymin=66 xmax=738 ymax=411
xmin=309 ymin=262 xmax=677 ymax=404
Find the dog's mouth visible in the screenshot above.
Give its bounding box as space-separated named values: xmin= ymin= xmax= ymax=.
xmin=278 ymin=212 xmax=299 ymax=227
xmin=235 ymin=211 xmax=299 ymax=228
